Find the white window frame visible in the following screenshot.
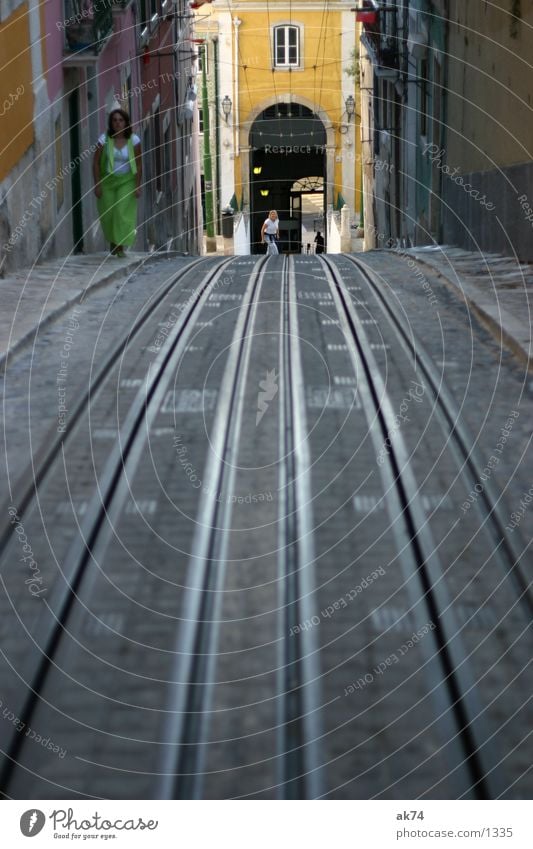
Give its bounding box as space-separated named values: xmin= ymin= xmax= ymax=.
xmin=273 ymin=25 xmax=301 ymax=69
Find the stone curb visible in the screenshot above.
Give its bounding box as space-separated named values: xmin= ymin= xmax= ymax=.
xmin=402 ymin=250 xmax=533 ymax=373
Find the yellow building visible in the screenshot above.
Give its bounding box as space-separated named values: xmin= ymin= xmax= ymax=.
xmin=0 ymin=1 xmax=35 ymax=263
xmin=196 ymin=0 xmax=360 ymax=253
xmin=0 ymin=3 xmax=34 ymax=184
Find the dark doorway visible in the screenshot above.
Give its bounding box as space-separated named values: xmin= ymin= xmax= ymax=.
xmin=249 ymin=103 xmax=326 ymax=254
xmin=68 ymin=89 xmax=84 ymax=253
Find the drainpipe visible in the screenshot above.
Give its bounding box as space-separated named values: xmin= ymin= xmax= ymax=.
xmin=359 ymin=157 xmax=364 ymax=228
xmin=213 ymin=35 xmax=221 ymax=233
xmin=440 ymin=0 xmax=450 ymax=244
xmin=233 ymin=18 xmax=241 ymax=157
xmin=202 ymin=44 xmax=216 ymax=252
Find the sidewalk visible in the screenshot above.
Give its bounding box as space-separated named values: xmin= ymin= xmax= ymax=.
xmin=0 ymin=251 xmax=176 ymax=364
xmin=400 ymin=245 xmax=533 ymax=372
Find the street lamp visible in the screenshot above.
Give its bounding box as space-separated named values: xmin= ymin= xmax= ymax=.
xmin=260 ymin=188 xmax=269 ymax=197
xmin=345 ymin=94 xmax=355 ymax=120
xmin=253 ymin=165 xmax=262 ymax=175
xmin=222 ymin=95 xmax=232 ymax=123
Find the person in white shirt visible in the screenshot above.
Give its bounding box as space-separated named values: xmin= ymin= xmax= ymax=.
xmin=261 ymin=210 xmax=280 ymax=255
xmin=93 ymin=109 xmax=142 ymax=257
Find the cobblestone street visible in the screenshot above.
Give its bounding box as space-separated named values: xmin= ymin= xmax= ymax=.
xmin=2 ymin=0 xmax=533 ymax=839
xmin=1 ymin=249 xmax=531 ymax=799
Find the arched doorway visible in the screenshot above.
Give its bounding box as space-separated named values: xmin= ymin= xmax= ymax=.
xmin=291 ymin=176 xmax=324 ymax=255
xmin=249 ymin=103 xmax=327 ymax=254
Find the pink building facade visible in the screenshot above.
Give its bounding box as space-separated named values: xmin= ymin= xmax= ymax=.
xmin=138 ymin=1 xmax=202 ymax=252
xmin=1 ymin=0 xmax=201 ymax=272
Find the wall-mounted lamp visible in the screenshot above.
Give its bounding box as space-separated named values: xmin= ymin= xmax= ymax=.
xmin=260 ymin=188 xmax=269 ymax=197
xmin=345 ymin=94 xmax=355 ymax=120
xmin=253 ymin=165 xmax=262 ymax=175
xmin=222 ymin=95 xmax=232 ymax=123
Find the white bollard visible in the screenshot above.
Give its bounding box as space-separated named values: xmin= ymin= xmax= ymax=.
xmin=340 ymin=204 xmax=351 ymax=253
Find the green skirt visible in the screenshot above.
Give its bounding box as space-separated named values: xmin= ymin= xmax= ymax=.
xmin=97 ymin=172 xmax=137 ymax=247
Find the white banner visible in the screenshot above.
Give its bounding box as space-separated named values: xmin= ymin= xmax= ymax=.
xmin=1 ymin=800 xmax=532 ymax=848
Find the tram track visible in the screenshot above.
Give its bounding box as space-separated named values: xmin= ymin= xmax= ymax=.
xmin=155 ymin=255 xmax=269 ymax=798
xmin=0 ymin=256 xmax=222 ymax=557
xmin=156 ymin=255 xmax=324 ymax=799
xmin=0 ymin=256 xmax=237 ymax=794
xmin=0 ymin=254 xmax=326 ymax=800
xmin=319 ymin=254 xmax=530 ymax=798
xmin=276 ymin=256 xmax=323 ymax=798
xmin=0 ymin=251 xmax=530 ymax=799
xmin=335 ymin=253 xmax=532 ymax=615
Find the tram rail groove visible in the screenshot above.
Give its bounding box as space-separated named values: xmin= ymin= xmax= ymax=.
xmin=333 ymin=253 xmax=533 ymax=618
xmin=155 ymin=255 xmax=269 ymax=799
xmin=276 ymin=256 xmax=324 ymax=799
xmin=0 ymin=256 xmax=222 ymax=558
xmin=1 ymin=252 xmax=525 ymax=799
xmin=0 ymin=257 xmax=237 ymax=793
xmin=157 ymin=256 xmax=324 ymax=800
xmin=320 ymin=255 xmax=505 ymax=799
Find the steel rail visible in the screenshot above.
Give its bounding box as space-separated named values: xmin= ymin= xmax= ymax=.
xmin=320 ymin=254 xmax=505 ymax=799
xmin=157 ymin=255 xmax=325 ymax=800
xmin=0 ymin=257 xmax=237 ymax=793
xmin=275 ymin=256 xmax=324 ymax=798
xmin=338 ymin=253 xmax=532 ymax=616
xmin=0 ymin=256 xmax=219 ymax=559
xmin=155 ymin=256 xmax=270 ymax=799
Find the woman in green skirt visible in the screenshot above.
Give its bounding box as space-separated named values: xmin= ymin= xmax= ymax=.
xmin=93 ymin=109 xmax=142 ymax=257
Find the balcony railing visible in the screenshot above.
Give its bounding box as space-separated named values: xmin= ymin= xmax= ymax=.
xmin=63 ymin=0 xmax=113 ymax=54
xmin=359 ymin=2 xmax=400 ymax=77
xmin=380 ymin=37 xmax=399 ymax=71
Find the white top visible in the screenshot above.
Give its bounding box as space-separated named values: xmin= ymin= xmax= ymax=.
xmin=98 ymin=133 xmax=140 ymax=174
xmin=263 ymin=218 xmax=279 ymax=235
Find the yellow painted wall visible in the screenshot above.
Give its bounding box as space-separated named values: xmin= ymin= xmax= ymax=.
xmin=198 ymin=0 xmax=361 ymax=215
xmin=0 ymin=3 xmax=34 ymax=182
xmin=236 ymin=13 xmax=344 ymax=110
xmin=222 ymin=4 xmax=360 ymax=212
xmin=232 ymin=9 xmax=357 ymax=208
xmin=446 ymin=0 xmax=533 ymax=172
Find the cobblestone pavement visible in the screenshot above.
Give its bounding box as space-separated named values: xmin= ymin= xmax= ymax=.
xmin=0 ymin=251 xmax=185 ymax=363
xmin=399 ymin=245 xmax=533 ymax=370
xmin=0 ymin=250 xmax=531 ymax=800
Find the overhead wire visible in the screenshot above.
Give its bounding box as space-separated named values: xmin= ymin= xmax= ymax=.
xmin=289 ymin=0 xmax=292 ymax=110
xmin=220 ymin=0 xmax=256 ymax=122
xmin=265 ymin=0 xmax=280 ymax=110
xmin=317 ymin=0 xmax=331 ymax=118
xmin=312 ymin=0 xmax=329 ymax=115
